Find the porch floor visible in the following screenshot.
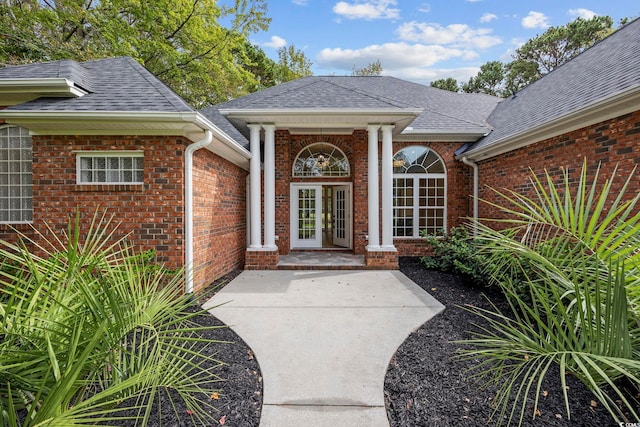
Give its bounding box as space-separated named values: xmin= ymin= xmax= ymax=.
xmin=278 ymin=251 xmax=366 ymax=270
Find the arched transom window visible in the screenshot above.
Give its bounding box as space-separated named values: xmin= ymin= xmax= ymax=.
xmin=293 ymin=143 xmax=350 ymax=177
xmin=392 ymin=146 xmax=446 ymax=237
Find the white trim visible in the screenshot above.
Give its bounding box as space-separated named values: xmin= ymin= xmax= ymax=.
xmin=291 ymin=142 xmax=351 ymax=178
xmin=75 ymin=151 xmax=144 ymax=185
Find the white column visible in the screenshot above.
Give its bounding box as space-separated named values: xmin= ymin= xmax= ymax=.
xmin=381 ymin=125 xmax=396 ymax=249
xmin=248 ymin=124 xmax=262 ymax=249
xmin=367 ymin=125 xmax=380 ymax=250
xmin=263 ymin=124 xmax=277 ymax=250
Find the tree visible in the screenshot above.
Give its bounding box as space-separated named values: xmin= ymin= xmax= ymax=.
xmin=515 ymin=16 xmax=614 ymax=75
xmin=461 ymin=61 xmax=505 ymax=97
xmin=352 ymin=60 xmax=383 ymax=76
xmin=274 ymin=44 xmax=313 ymax=83
xmin=430 ymin=77 xmax=459 ymax=92
xmin=0 ymin=0 xmax=274 ymax=107
xmin=435 ymin=16 xmax=618 ymax=97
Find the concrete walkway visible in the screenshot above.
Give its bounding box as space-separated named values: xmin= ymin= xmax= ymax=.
xmin=203 ymin=270 xmax=444 ymax=427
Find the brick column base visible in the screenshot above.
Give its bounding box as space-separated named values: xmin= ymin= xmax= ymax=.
xmin=245 ymin=249 xmax=280 ymax=270
xmin=365 ymin=249 xmax=399 ymax=269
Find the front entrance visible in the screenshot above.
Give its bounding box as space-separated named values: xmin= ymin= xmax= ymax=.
xmin=291 ymin=183 xmax=351 ymax=249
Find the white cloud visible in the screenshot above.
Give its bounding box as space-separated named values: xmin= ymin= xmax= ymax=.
xmin=418 ymin=3 xmax=431 ymax=13
xmin=317 ymin=42 xmax=473 ymax=70
xmin=568 ymin=8 xmax=597 ymax=19
xmin=522 ymin=11 xmax=550 ymax=29
xmin=397 ymin=21 xmax=502 ymax=49
xmin=264 ymin=35 xmax=287 ymax=49
xmin=292 ymin=0 xmax=309 ymax=5
xmin=480 ymin=13 xmax=497 ymax=23
xmin=333 ymin=0 xmax=400 ymax=20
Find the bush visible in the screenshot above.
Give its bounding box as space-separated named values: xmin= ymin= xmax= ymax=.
xmin=420 ymin=226 xmax=491 ymax=286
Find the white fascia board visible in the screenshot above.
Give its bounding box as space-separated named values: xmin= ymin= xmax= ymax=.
xmin=461 ymin=85 xmax=640 ymax=162
xmin=220 ymin=108 xmax=423 ymax=121
xmin=0 ymin=110 xmax=252 ymax=169
xmin=396 ymin=129 xmax=487 ymax=143
xmin=0 ymin=78 xmax=88 ymax=98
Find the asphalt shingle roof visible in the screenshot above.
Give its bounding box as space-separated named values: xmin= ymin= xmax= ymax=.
xmin=210 ymin=76 xmax=501 ymax=135
xmin=1 ymin=57 xmax=193 ymax=112
xmin=470 ymin=18 xmax=640 ymax=152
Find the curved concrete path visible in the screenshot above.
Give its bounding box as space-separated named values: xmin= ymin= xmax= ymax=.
xmin=203 ymin=270 xmax=444 ymax=427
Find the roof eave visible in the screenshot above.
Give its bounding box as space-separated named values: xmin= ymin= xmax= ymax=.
xmin=460 ymin=85 xmax=640 ymax=161
xmin=0 ymin=78 xmax=88 ymax=105
xmin=0 ymin=110 xmax=252 ymax=169
xmin=219 ymin=108 xmax=423 ymax=134
xmin=396 ymin=129 xmax=489 ymax=143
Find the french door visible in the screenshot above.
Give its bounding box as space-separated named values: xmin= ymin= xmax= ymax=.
xmin=290 ymin=184 xmax=351 ymax=249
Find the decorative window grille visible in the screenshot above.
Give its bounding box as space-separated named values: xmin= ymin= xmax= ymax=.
xmin=392 ymin=146 xmax=446 ymax=237
xmin=0 ymin=126 xmax=32 ymax=223
xmin=77 ymin=152 xmax=144 ymax=184
xmin=293 ymin=143 xmax=350 ymax=177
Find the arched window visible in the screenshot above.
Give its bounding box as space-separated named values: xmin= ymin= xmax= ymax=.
xmin=393 ymin=146 xmax=445 ymax=237
xmin=0 ymin=126 xmax=33 ymax=223
xmin=293 ymin=143 xmax=350 ymax=177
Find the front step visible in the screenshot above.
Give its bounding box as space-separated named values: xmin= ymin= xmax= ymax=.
xmin=277 ymin=252 xmax=366 ymax=270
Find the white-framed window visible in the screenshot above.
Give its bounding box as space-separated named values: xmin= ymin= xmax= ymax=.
xmin=0 ymin=126 xmax=32 ymax=223
xmin=293 ymin=143 xmax=350 ymax=177
xmin=392 ymin=146 xmax=446 ymax=237
xmin=76 ymin=151 xmax=144 ymax=185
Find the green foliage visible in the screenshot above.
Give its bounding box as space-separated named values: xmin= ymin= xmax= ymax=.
xmin=461 ymin=61 xmax=505 ymax=97
xmin=0 ymin=0 xmax=307 ymax=107
xmin=0 ymin=211 xmax=225 ymax=426
xmin=420 ymin=227 xmax=490 ymax=286
xmin=352 ymin=60 xmax=383 ymax=76
xmin=430 ymin=77 xmax=459 ymax=92
xmin=460 ymin=161 xmax=640 ymax=425
xmin=274 ymin=44 xmax=313 ymax=83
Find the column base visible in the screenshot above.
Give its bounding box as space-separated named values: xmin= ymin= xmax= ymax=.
xmin=365 ymin=248 xmax=399 ymax=269
xmin=245 ymin=248 xmax=280 ymax=270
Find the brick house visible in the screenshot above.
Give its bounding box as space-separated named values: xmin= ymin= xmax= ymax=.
xmin=0 ymin=19 xmax=638 ymax=292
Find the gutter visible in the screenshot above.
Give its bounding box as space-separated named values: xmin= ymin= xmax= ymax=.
xmin=184 ymin=130 xmax=213 ymax=294
xmin=461 ymin=156 xmax=479 ymax=237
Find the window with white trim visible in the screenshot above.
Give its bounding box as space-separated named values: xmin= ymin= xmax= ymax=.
xmin=0 ymin=126 xmax=32 ymax=223
xmin=393 ymin=146 xmax=446 ymax=237
xmin=77 ymin=152 xmax=144 ymax=184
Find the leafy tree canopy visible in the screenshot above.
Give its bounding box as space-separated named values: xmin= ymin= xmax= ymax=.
xmin=0 ymin=0 xmax=312 ymax=107
xmin=352 ymin=59 xmax=383 ymax=76
xmin=443 ymin=15 xmax=618 ymax=98
xmin=274 ymin=44 xmax=313 ymax=83
xmin=430 ymin=77 xmax=459 ymax=92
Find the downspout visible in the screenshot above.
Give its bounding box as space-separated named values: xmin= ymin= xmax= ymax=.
xmin=461 ymin=156 xmax=479 ymax=237
xmin=185 ymin=130 xmax=213 ymax=294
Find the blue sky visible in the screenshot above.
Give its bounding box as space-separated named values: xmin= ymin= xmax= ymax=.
xmin=251 ymin=0 xmax=638 ymax=85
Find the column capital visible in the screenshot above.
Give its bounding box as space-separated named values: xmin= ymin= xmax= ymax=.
xmin=367 ymin=124 xmax=381 ymax=133
xmin=262 ymin=123 xmax=276 ymax=131
xmin=381 ymin=124 xmax=395 ymax=132
xmin=247 ymin=123 xmax=262 ymax=131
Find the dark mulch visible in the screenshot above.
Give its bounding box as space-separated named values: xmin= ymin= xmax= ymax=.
xmin=384 ymin=257 xmax=633 ymax=427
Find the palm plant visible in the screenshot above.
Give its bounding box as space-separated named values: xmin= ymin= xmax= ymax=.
xmin=460 ymin=161 xmax=640 ymax=425
xmin=0 ymin=211 xmax=225 ymax=426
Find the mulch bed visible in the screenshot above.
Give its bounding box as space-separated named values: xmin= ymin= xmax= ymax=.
xmin=384 ymin=257 xmax=633 ymax=427
xmin=131 ymin=260 xmax=636 ymax=426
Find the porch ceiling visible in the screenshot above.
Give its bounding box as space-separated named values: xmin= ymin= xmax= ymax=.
xmin=220 ymin=108 xmax=422 ymax=135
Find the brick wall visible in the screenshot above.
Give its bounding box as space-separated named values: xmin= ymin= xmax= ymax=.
xmin=192 ymin=148 xmax=248 ymax=291
xmin=5 ymin=135 xmax=188 ymax=268
xmin=476 ymin=111 xmax=640 ymax=220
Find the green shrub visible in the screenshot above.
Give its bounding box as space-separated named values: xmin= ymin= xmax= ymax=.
xmin=420 ymin=226 xmax=491 ymax=286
